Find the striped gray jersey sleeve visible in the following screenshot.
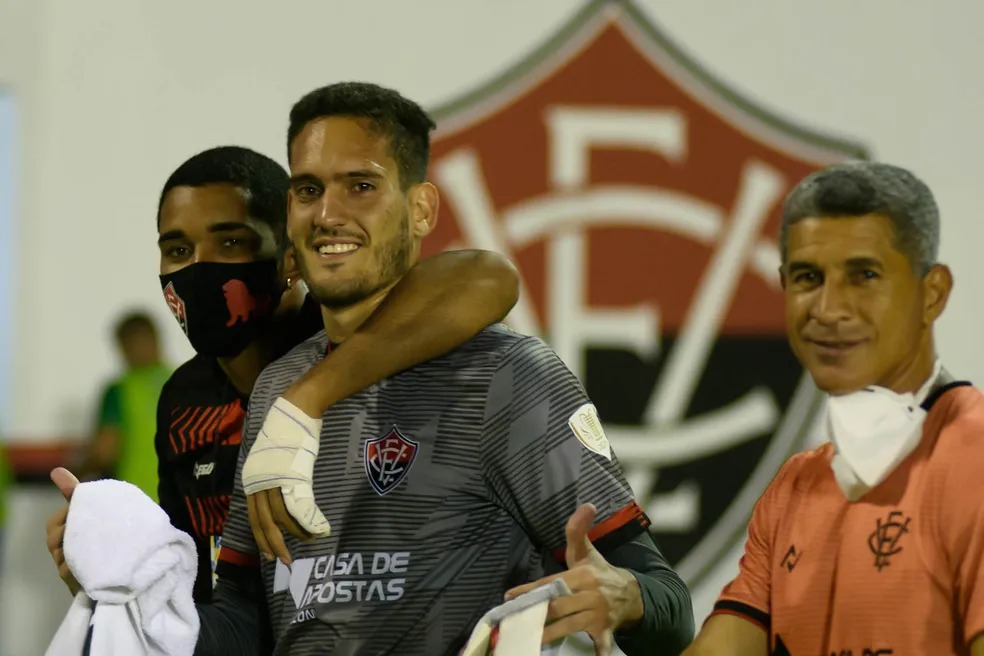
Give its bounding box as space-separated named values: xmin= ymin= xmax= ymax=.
xmin=480 ymin=336 xmax=649 ymax=560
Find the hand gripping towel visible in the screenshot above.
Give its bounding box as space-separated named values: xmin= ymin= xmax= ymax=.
xmin=45 ymin=479 xmax=199 ymax=656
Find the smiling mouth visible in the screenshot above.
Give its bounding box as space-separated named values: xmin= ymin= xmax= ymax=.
xmin=808 ymin=339 xmax=864 ymax=353
xmin=317 ymin=243 xmax=359 ymax=255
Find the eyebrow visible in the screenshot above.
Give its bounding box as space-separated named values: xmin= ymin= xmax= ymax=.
xmin=786 ymin=261 xmax=817 ymax=275
xmin=157 ymin=222 xmax=255 ymax=245
xmin=289 ymin=173 xmax=321 ymax=187
xmin=337 ymin=169 xmax=384 ymax=181
xmin=289 ymin=170 xmax=385 ymax=186
xmin=844 ymin=256 xmax=884 ymax=269
xmin=786 ymin=256 xmax=884 ymax=274
xmin=157 ymin=230 xmax=184 ymax=245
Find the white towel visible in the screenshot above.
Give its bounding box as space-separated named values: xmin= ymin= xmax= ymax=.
xmin=45 ymin=479 xmax=200 ymax=656
xmin=461 ymin=579 xmax=570 ymax=656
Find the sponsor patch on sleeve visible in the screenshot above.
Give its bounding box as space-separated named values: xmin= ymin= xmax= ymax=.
xmin=568 ymin=403 xmax=612 ymax=461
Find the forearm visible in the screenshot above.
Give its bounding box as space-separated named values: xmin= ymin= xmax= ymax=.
xmin=194 ymin=575 xmax=271 ymax=656
xmin=285 ymin=249 xmax=519 ymax=416
xmin=77 ymin=428 xmax=119 ymax=479
xmin=604 ymin=533 xmax=695 ymax=656
xmin=681 ymin=615 xmax=767 ymax=656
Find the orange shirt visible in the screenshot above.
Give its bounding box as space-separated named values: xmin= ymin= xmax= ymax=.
xmin=714 ymin=383 xmax=984 ymax=655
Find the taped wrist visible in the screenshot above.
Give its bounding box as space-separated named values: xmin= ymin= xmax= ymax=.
xmin=241 ymin=397 xmax=330 ymax=536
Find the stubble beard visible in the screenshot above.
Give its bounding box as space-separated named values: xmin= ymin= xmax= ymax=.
xmin=301 ymin=215 xmax=412 ymax=310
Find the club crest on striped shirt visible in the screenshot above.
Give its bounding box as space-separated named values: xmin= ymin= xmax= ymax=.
xmin=423 ymin=0 xmax=867 ymax=609
xmin=364 ymin=427 xmax=419 ymax=496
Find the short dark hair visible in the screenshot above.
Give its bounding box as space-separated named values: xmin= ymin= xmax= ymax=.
xmin=287 ymin=82 xmax=436 ymax=188
xmin=780 ymin=162 xmax=940 ymax=274
xmin=157 ymin=146 xmax=290 ymax=251
xmin=114 ymin=311 xmax=157 ymax=343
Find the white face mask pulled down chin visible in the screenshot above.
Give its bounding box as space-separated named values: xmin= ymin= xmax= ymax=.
xmin=826 ymin=360 xmax=942 ymax=501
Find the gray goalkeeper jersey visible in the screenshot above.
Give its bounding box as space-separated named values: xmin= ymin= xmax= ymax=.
xmin=220 ymin=324 xmax=649 ymax=656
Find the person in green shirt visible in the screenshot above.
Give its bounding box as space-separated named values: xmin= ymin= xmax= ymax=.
xmin=79 ymin=311 xmax=170 ymax=499
xmin=0 ymin=444 xmax=9 ymax=528
xmin=0 ymin=443 xmax=8 ymax=565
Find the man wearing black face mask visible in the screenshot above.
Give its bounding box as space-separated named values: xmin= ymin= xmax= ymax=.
xmin=45 ymin=145 xmax=520 ymax=606
xmin=160 ymin=261 xmax=282 ymax=357
xmin=152 ymin=147 xmax=312 ymax=603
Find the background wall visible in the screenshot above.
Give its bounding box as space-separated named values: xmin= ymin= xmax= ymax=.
xmin=1 ymin=1 xmax=982 ymax=654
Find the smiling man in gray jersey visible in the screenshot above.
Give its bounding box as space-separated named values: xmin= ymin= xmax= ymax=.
xmin=198 ymin=82 xmax=694 ymax=656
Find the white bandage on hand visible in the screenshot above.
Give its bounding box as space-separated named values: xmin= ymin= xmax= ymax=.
xmin=241 ymin=397 xmax=330 ymax=536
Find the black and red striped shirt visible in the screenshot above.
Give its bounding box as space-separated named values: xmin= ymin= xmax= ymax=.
xmin=155 ymin=300 xmax=322 ymax=603
xmin=155 ymin=355 xmax=247 ymax=603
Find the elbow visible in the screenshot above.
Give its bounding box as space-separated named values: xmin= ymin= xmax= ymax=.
xmin=666 ymin=572 xmax=696 ymax=654
xmin=618 ymin=568 xmax=695 ymax=656
xmin=655 ymin=569 xmax=698 ymax=655
xmin=658 ymin=572 xmax=696 ymax=655
xmin=461 ymin=250 xmax=520 ymax=322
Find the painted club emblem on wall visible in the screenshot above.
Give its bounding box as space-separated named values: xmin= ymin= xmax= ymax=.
xmin=424 ymin=0 xmax=866 ymax=601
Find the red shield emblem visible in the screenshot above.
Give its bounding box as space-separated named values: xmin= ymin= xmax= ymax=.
xmin=364 ymin=427 xmax=419 ymax=496
xmin=423 ymin=0 xmax=866 ymax=592
xmin=162 ymin=281 xmax=188 ymax=335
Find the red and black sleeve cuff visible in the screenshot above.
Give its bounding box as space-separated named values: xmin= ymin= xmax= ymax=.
xmin=218 ymin=546 xmax=260 ymax=568
xmin=551 ymin=501 xmax=651 ymax=564
xmin=711 ymin=599 xmax=770 ymax=633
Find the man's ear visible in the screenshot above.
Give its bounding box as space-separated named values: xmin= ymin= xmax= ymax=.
xmin=408 ymin=182 xmax=439 ymax=238
xmin=922 ymin=263 xmax=953 ymax=326
xmin=281 ymin=245 xmax=301 ymax=289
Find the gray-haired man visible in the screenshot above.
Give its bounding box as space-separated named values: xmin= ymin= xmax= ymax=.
xmin=684 ymin=162 xmax=984 ymax=655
